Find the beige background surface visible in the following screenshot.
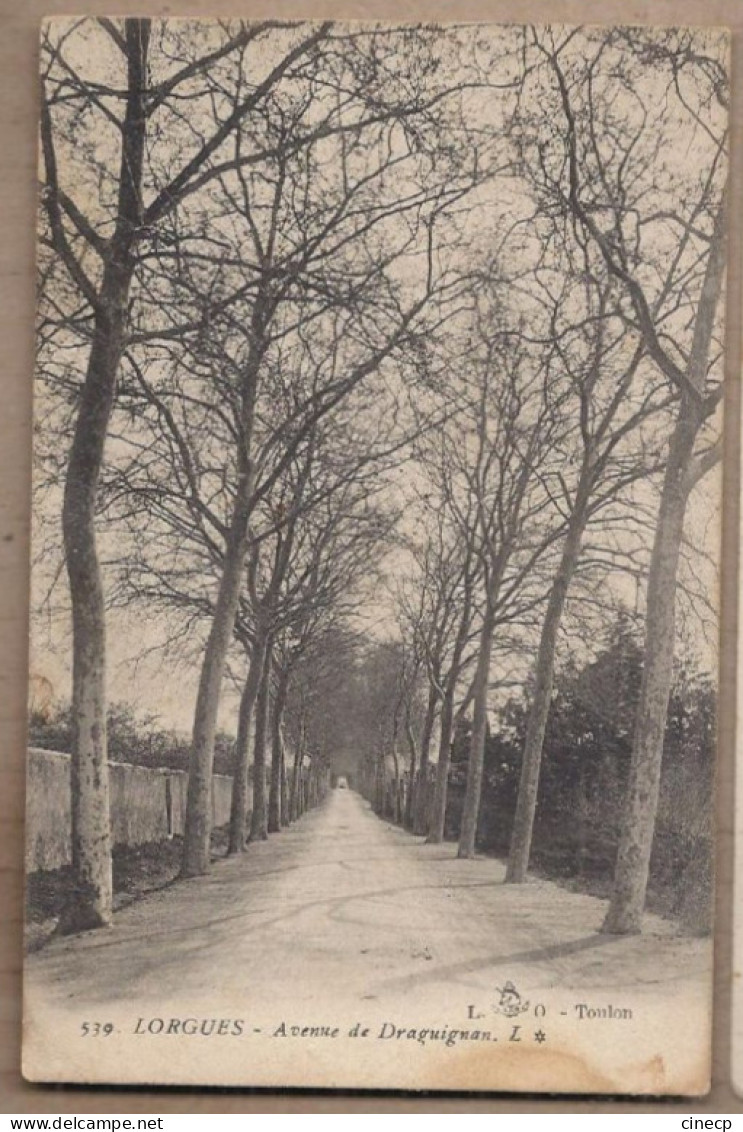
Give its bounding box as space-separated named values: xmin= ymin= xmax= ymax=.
xmin=1 ymin=0 xmax=740 ymax=1113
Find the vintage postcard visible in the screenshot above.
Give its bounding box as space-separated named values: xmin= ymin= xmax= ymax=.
xmin=23 ymin=17 xmax=727 ymax=1094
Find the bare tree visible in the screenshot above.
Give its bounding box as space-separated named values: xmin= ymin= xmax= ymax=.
xmin=396 ymin=450 xmax=483 ymax=840
xmin=503 ymin=267 xmax=674 ymax=883
xmin=419 ymin=459 xmax=483 ymax=845
xmin=455 ymin=302 xmax=567 ymax=860
xmin=167 ymin=35 xmax=487 ymax=875
xmin=522 ymin=27 xmax=726 ymax=929
xmin=39 ymin=16 xmax=339 ymax=927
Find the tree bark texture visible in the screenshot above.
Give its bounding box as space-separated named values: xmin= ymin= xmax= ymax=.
xmin=506 ymin=507 xmax=587 ymax=882
xmin=426 ymin=685 xmax=455 ymax=845
xmin=268 ymin=673 xmax=288 ymax=833
xmin=181 ymin=275 xmax=270 ymax=875
xmin=249 ymin=643 xmax=272 ymax=842
xmin=602 ymin=403 xmax=700 ymax=932
xmin=58 ymin=20 xmax=150 ymax=932
xmin=412 ymin=691 xmax=437 ymax=835
xmin=404 ymin=740 xmax=417 ymax=830
xmin=181 ymin=478 xmax=254 ymax=874
xmin=280 ymin=746 xmax=288 ymax=826
xmin=290 ymin=732 xmax=304 ymax=822
xmin=227 ymin=635 xmax=267 ymax=855
xmin=458 ymin=605 xmax=496 ymax=859
xmin=603 ymin=192 xmax=725 ymax=932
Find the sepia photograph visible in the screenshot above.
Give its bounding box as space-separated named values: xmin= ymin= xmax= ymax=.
xmin=23 ymin=16 xmax=728 ymax=1095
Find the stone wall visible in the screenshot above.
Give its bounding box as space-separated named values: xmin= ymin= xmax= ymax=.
xmin=25 ymin=747 xmax=236 ymax=872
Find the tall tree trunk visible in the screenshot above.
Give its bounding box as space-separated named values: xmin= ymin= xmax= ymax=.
xmin=403 ymin=707 xmax=418 ymax=830
xmin=181 ymin=282 xmax=270 ymax=876
xmin=374 ymin=750 xmax=384 ymax=815
xmin=412 ymin=690 xmax=437 ymax=835
xmin=290 ymin=724 xmax=305 ymax=821
xmin=404 ymin=745 xmax=417 ymax=829
xmin=602 ymin=192 xmax=725 ymax=933
xmin=458 ymin=605 xmax=495 ymax=859
xmin=506 ymin=506 xmax=587 ymax=882
xmin=280 ymin=745 xmax=288 ymax=825
xmin=268 ymin=672 xmax=288 ymax=833
xmin=57 ymin=20 xmax=150 ymax=933
xmin=602 ymin=402 xmax=701 ymax=932
xmin=426 ymin=583 xmax=475 ymax=846
xmin=391 ymin=748 xmax=402 ymax=825
xmin=181 ymin=480 xmax=254 ymax=875
xmin=62 ymin=318 xmax=124 ymax=933
xmin=249 ymin=643 xmax=272 ymax=842
xmin=227 ymin=634 xmax=267 ymax=855
xmin=427 ymin=684 xmax=455 ymax=845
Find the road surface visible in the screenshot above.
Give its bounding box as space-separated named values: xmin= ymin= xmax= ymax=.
xmin=24 ymin=788 xmax=711 ymax=1092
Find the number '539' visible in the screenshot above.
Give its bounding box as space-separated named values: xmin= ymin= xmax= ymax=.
xmin=80 ymin=1022 xmax=115 ymax=1036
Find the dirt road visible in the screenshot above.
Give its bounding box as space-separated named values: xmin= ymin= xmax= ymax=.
xmin=24 ymin=788 xmax=711 ymax=1091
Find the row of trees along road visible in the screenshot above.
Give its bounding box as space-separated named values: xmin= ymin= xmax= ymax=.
xmin=35 ymin=20 xmax=726 ymax=935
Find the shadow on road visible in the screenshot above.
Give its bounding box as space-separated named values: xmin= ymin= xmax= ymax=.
xmin=377 ymin=931 xmax=624 ymax=993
